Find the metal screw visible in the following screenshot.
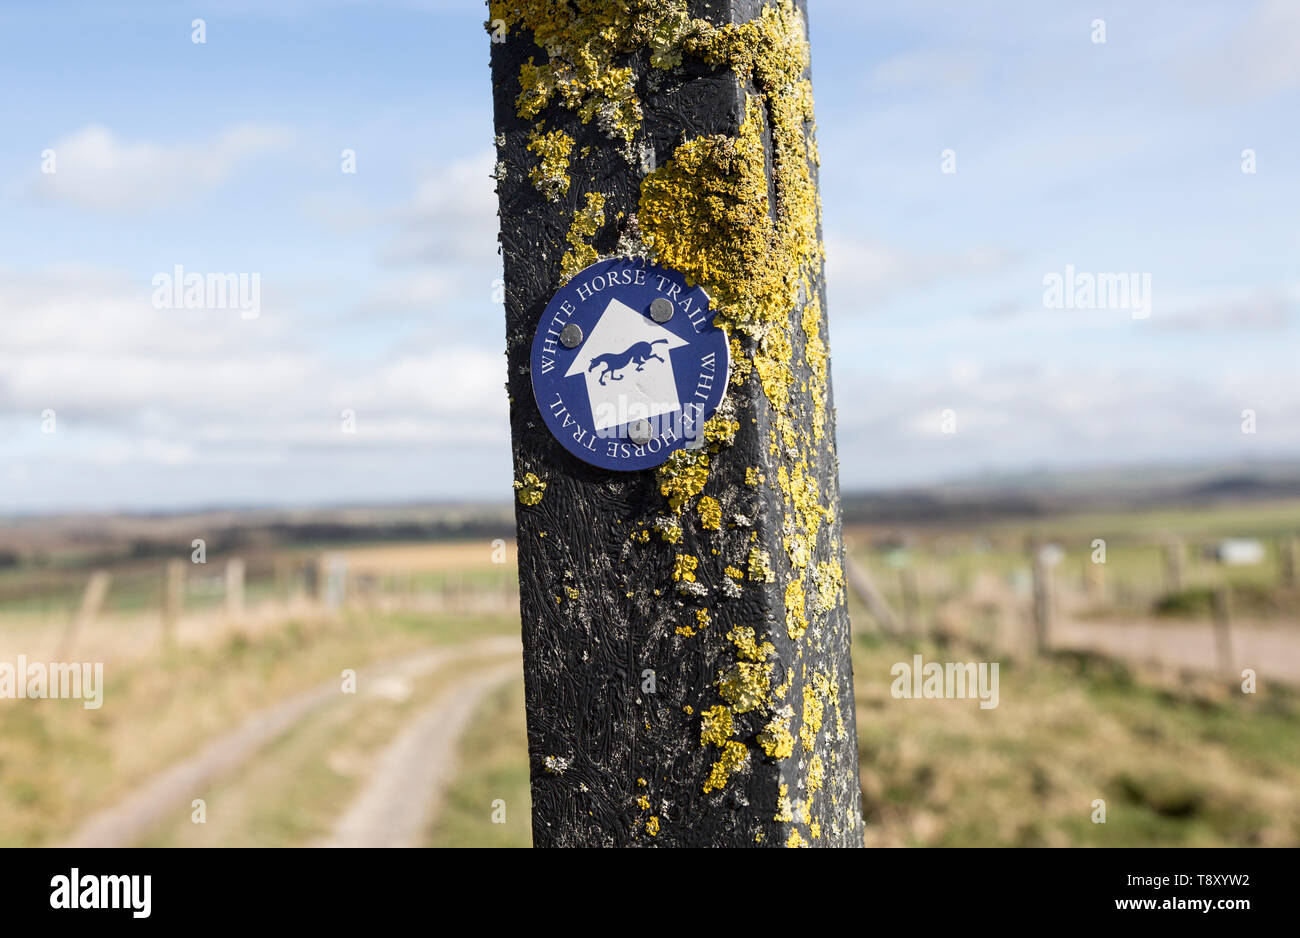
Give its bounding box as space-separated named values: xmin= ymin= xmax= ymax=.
xmin=560 ymin=323 xmax=583 ymax=348
xmin=628 ymin=419 xmax=652 ymax=445
xmin=649 ymin=298 xmax=673 ymax=323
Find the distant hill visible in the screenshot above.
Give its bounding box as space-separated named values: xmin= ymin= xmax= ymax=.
xmin=841 ymin=459 xmax=1300 ymax=525
xmin=5 ymin=460 xmax=1300 ymax=552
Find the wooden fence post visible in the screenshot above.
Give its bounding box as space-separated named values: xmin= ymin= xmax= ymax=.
xmin=162 ymin=559 xmax=185 ymax=648
xmin=843 ymin=555 xmax=901 ymax=636
xmin=489 ymin=0 xmax=862 ymax=847
xmin=1030 ymin=542 xmax=1053 ymax=656
xmin=899 ymin=568 xmax=920 ymax=636
xmin=1281 ymin=536 xmax=1298 ymax=589
xmin=1083 ymin=556 xmax=1105 ymax=599
xmin=225 ymin=558 xmax=245 ymax=623
xmin=320 ymin=554 xmax=347 ymax=611
xmin=1162 ymin=538 xmax=1185 ymax=594
xmin=1211 ymin=586 xmax=1233 ymax=678
xmin=57 ymin=570 xmax=110 ymax=658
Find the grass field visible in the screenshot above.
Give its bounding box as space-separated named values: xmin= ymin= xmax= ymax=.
xmin=0 ymin=607 xmax=516 ymax=847
xmin=1 ymin=493 xmax=1297 ymax=847
xmin=426 ymin=618 xmax=1300 ymax=847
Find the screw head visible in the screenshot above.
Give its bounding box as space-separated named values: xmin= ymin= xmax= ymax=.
xmin=560 ymin=323 xmax=583 ymax=348
xmin=649 ymin=298 xmax=674 ymax=323
xmin=628 ymin=419 xmax=653 ymax=445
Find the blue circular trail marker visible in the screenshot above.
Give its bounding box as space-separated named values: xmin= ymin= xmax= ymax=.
xmin=530 ymin=258 xmax=730 ymax=472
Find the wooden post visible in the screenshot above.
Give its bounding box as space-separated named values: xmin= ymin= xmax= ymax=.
xmin=320 ymin=554 xmax=347 ymax=611
xmin=489 ymin=0 xmax=862 ymax=847
xmin=57 ymin=570 xmax=110 ymax=658
xmin=304 ymin=557 xmax=320 ymax=603
xmin=843 ymin=555 xmax=900 ymax=636
xmin=1030 ymin=543 xmax=1052 ymax=656
xmin=1211 ymin=586 xmax=1233 ymax=678
xmin=162 ymin=559 xmax=185 ymax=647
xmin=1162 ymin=538 xmax=1184 ymax=594
xmin=273 ymin=557 xmax=289 ymax=604
xmin=1280 ymin=536 xmax=1298 ymax=589
xmin=899 ymin=568 xmax=920 ymax=636
xmin=1083 ymin=557 xmax=1105 ymax=599
xmin=225 ymin=558 xmax=245 ymax=623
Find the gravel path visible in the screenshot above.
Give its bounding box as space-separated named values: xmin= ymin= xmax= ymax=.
xmin=321 ymin=660 xmax=519 ymax=848
xmin=62 ymin=635 xmax=519 ymax=848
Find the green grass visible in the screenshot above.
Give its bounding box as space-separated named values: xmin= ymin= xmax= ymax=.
xmin=852 ymin=629 xmax=1300 ymax=846
xmin=428 ymin=675 xmax=532 ymax=848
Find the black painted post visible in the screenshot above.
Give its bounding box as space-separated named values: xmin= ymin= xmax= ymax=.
xmin=488 ymin=0 xmax=862 ymax=847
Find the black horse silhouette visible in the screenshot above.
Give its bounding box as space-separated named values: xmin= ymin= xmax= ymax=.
xmin=588 ymin=339 xmax=669 ymax=385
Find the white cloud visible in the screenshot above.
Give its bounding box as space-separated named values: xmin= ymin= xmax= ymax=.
xmin=0 ymin=267 xmax=507 ymax=463
xmin=1196 ymin=0 xmax=1300 ymax=98
xmin=825 ymin=235 xmax=1014 ymax=312
xmin=833 ymin=359 xmax=1300 ymax=488
xmin=1154 ymin=289 xmax=1296 ymax=332
xmin=380 ymin=150 xmax=500 ymax=267
xmin=303 ymin=150 xmax=502 ymax=319
xmin=33 ymin=124 xmax=294 ymax=212
xmin=866 ymin=50 xmax=982 ymax=92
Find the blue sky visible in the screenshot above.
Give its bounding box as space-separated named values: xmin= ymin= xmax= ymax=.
xmin=1 ymin=0 xmax=1297 ymax=512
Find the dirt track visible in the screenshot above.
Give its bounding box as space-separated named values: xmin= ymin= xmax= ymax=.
xmin=62 ymin=636 xmax=518 ymax=848
xmin=321 ymin=660 xmax=519 ymax=848
xmin=1052 ymin=617 xmax=1300 ymax=684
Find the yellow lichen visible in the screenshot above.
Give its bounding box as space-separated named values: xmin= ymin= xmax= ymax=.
xmin=747 ymin=547 xmax=774 ymax=583
xmin=727 ymin=626 xmax=774 ymax=663
xmin=702 ymin=740 xmax=747 ymax=793
xmin=786 ymin=829 xmax=808 ymax=848
xmin=526 ymin=128 xmax=573 ymax=200
xmin=646 ymin=815 xmax=661 ymax=836
xmin=717 ymin=661 xmax=771 ymax=714
xmin=774 ymin=784 xmax=794 ymax=822
xmin=757 ymin=709 xmax=794 ymax=759
xmin=657 ymin=447 xmax=709 ymax=513
xmin=812 ymin=559 xmax=844 ymax=614
xmin=654 ymin=517 xmax=683 ymax=544
xmin=559 ymin=191 xmax=606 ymax=283
xmin=696 ymin=495 xmax=722 ymax=530
xmin=672 ymin=553 xmax=698 ymax=583
xmin=699 ymin=704 xmax=733 ymax=747
xmin=806 ymin=753 xmax=825 ymax=793
xmin=785 ymin=579 xmax=807 ymax=640
xmin=799 ymin=678 xmax=825 ymax=752
xmin=513 ymin=472 xmax=547 ymax=506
